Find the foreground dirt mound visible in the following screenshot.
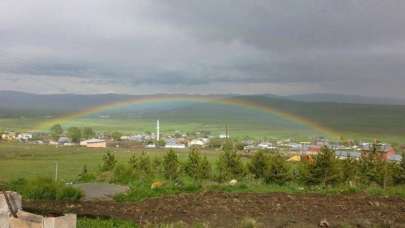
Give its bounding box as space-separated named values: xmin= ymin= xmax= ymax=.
xmin=23 ymin=192 xmax=405 ymax=227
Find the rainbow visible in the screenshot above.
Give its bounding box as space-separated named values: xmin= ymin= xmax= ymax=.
xmin=35 ymin=95 xmax=339 ymax=137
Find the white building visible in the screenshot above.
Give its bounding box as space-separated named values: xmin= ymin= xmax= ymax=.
xmin=16 ymin=133 xmax=33 ymax=141
xmin=165 ymin=143 xmax=186 ymax=149
xmin=80 ymin=139 xmax=107 ymax=148
xmin=189 ymin=139 xmax=206 ymax=147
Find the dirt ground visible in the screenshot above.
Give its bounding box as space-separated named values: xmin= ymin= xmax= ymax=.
xmin=23 ymin=192 xmax=405 ymax=227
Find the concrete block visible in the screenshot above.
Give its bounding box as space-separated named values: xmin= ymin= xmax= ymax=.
xmin=43 ymin=214 xmax=76 ymax=228
xmin=0 ymin=213 xmax=10 ymax=228
xmin=9 ymin=211 xmax=43 ymax=228
xmin=0 ymin=192 xmax=22 ymax=215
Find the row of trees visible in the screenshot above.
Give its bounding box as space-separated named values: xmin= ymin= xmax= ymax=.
xmin=50 ymin=124 xmax=124 ymax=142
xmin=94 ymin=143 xmax=405 ymax=188
xmin=50 ymin=124 xmax=96 ymax=142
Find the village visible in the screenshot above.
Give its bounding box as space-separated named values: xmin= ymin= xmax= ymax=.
xmin=1 ymin=120 xmax=403 ymax=163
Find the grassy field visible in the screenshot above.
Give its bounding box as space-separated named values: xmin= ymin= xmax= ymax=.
xmin=0 ymin=143 xmax=223 ymax=182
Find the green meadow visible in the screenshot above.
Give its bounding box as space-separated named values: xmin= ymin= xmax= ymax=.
xmin=0 ymin=143 xmax=222 ymax=182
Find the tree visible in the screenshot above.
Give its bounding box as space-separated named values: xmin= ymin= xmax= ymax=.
xmin=306 ymin=146 xmax=339 ymax=185
xmin=163 ymin=149 xmax=181 ymax=181
xmin=248 ymin=150 xmax=268 ymax=179
xmin=49 ymin=124 xmax=63 ymax=141
xmin=393 ymin=152 xmax=405 ymax=184
xmin=67 ymin=127 xmax=81 ymax=143
xmin=128 ymin=152 xmax=153 ymax=177
xmin=184 ymin=148 xmax=211 ymax=180
xmin=216 ymin=148 xmax=245 ymax=181
xmin=82 ymin=127 xmax=95 ymax=139
xmin=111 ymin=132 xmax=122 ymax=141
xmin=156 ymin=139 xmax=166 ymax=147
xmin=100 ymin=152 xmax=117 ymax=172
xmin=339 ymin=156 xmax=359 ymax=184
xmin=263 ymin=153 xmax=289 ymax=185
xmin=359 ymin=144 xmax=391 ymax=187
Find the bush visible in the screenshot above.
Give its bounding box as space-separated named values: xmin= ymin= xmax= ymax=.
xmin=128 ymin=153 xmax=154 ymax=179
xmin=216 ymin=149 xmax=245 ymax=181
xmin=8 ymin=178 xmax=82 ymax=201
xmin=77 ymin=165 xmax=96 ymax=182
xmin=152 ymin=157 xmax=163 ymax=175
xmin=184 ymin=148 xmax=212 ymax=181
xmin=263 ymin=153 xmax=289 ymax=185
xmin=56 ymin=185 xmax=82 ymax=201
xmin=248 ymin=150 xmax=268 ymax=179
xmin=100 ymin=152 xmax=117 ymax=172
xmin=305 ymin=146 xmax=339 ymax=185
xmin=163 ymin=150 xmax=181 ymax=181
xmin=112 ymin=164 xmax=132 ymax=184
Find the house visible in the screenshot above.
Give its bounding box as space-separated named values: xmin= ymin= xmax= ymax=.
xmin=257 ymin=142 xmax=277 ymax=150
xmin=165 ymin=143 xmax=186 ymax=149
xmin=165 ymin=139 xmax=186 ymax=149
xmin=1 ymin=132 xmax=17 ymax=141
xmin=80 ymin=139 xmax=107 ymax=148
xmin=335 ymin=150 xmax=361 ymax=160
xmin=189 ymin=139 xmax=205 ymax=147
xmin=145 ymin=144 xmax=156 ymax=149
xmin=306 ymin=145 xmax=321 ymax=155
xmin=16 ymin=133 xmax=33 ymax=141
xmin=58 ymin=137 xmax=71 ymax=145
xmin=127 ymin=134 xmax=145 ymax=142
xmin=388 ymin=154 xmax=402 ymax=163
xmin=361 ymin=143 xmax=396 ymax=160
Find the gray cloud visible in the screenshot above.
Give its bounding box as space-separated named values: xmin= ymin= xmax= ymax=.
xmin=0 ymin=0 xmax=404 ymax=97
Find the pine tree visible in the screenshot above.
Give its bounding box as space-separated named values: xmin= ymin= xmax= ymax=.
xmin=184 ymin=148 xmax=211 ymax=180
xmin=264 ymin=153 xmax=289 ymax=185
xmin=163 ymin=150 xmax=181 ymax=181
xmin=248 ymin=150 xmax=268 ymax=179
xmin=306 ymin=146 xmax=339 ymax=185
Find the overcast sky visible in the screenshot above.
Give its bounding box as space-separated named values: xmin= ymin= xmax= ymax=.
xmin=0 ymin=0 xmax=404 ymax=97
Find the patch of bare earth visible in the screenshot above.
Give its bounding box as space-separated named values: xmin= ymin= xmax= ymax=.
xmin=23 ymin=192 xmax=405 ymax=227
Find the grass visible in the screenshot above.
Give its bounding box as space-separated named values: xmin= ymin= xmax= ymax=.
xmin=0 ymin=143 xmax=222 ymax=182
xmin=77 ymin=217 xmax=138 ymax=228
xmin=2 ymin=143 xmax=405 ymax=202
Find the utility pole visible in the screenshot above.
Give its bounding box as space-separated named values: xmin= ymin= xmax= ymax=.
xmin=156 ymin=119 xmax=160 ymax=141
xmin=225 ymin=124 xmax=229 ymax=139
xmin=55 ymin=161 xmax=58 ymax=182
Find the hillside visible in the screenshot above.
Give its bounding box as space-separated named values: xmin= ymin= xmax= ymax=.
xmin=0 ymin=91 xmax=404 ymax=139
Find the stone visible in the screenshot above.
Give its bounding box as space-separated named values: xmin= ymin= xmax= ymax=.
xmin=43 ymin=214 xmax=77 ymax=228
xmin=0 ymin=213 xmax=10 ymax=228
xmin=0 ymin=192 xmax=22 ymax=215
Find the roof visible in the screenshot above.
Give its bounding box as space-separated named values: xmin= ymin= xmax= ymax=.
xmin=388 ymin=154 xmax=402 ymax=162
xmin=335 ymin=150 xmax=361 ymax=158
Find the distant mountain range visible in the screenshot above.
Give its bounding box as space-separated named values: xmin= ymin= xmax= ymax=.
xmin=285 ymin=93 xmax=405 ymax=105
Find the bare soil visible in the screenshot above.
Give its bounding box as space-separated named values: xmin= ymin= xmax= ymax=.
xmin=23 ymin=192 xmax=405 ymax=227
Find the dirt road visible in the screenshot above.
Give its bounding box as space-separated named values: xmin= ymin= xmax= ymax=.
xmin=23 ymin=192 xmax=405 ymax=227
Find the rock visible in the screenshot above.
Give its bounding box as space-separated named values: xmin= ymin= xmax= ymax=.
xmin=0 ymin=191 xmax=22 ymax=215
xmin=319 ymin=218 xmax=329 ymax=227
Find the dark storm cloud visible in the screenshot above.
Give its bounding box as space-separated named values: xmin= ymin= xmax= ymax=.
xmin=0 ymin=0 xmax=404 ymax=97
